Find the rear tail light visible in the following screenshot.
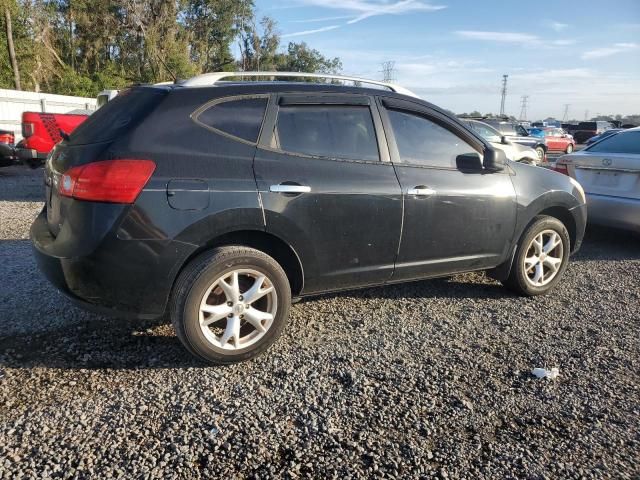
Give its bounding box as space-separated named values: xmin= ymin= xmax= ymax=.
xmin=554 ymin=162 xmax=569 ymax=175
xmin=22 ymin=122 xmax=34 ymax=138
xmin=59 ymin=159 xmax=155 ymax=204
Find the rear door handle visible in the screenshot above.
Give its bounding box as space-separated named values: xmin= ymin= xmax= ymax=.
xmin=407 ymin=186 xmax=436 ymax=196
xmin=270 ymin=184 xmax=311 ymax=194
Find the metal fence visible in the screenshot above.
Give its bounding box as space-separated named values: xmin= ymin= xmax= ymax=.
xmin=0 ymin=89 xmax=96 ymax=142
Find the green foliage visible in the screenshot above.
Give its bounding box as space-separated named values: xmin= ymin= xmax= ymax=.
xmin=1 ymin=0 xmax=342 ymax=97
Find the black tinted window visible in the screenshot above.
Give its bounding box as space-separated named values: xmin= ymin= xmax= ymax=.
xmin=275 ymin=105 xmax=379 ymax=161
xmin=389 ymin=110 xmax=477 ymax=167
xmin=587 ymin=131 xmax=640 ymax=154
xmin=197 ymin=97 xmax=267 ymax=143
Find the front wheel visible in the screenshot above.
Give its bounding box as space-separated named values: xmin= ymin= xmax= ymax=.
xmin=565 ymin=143 xmax=574 ymax=154
xmin=502 ymin=216 xmax=570 ymax=296
xmin=535 ymin=146 xmax=545 ymax=162
xmin=171 ymin=246 xmax=291 ymax=364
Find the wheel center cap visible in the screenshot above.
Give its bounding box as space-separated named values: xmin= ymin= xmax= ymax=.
xmin=233 ymin=304 xmax=245 ymax=315
xmin=540 ymin=253 xmax=546 ymax=261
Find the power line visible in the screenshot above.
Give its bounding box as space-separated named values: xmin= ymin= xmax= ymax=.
xmin=380 ymin=61 xmax=396 ymax=83
xmin=519 ymin=95 xmax=529 ymax=121
xmin=499 ymin=74 xmax=508 ymax=116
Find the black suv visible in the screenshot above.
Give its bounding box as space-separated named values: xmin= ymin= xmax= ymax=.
xmin=31 ymin=75 xmax=587 ymax=364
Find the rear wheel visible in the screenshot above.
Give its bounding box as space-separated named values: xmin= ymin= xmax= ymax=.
xmin=565 ymin=143 xmax=574 ymax=154
xmin=171 ymin=246 xmax=291 ymax=364
xmin=502 ymin=216 xmax=570 ymax=296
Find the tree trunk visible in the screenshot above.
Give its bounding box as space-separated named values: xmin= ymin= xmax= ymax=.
xmin=5 ymin=7 xmax=21 ymax=90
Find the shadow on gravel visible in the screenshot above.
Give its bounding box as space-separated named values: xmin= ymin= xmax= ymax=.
xmin=0 ymin=316 xmax=204 ymax=370
xmin=0 ymin=165 xmax=45 ymax=202
xmin=575 ymin=225 xmax=640 ymax=261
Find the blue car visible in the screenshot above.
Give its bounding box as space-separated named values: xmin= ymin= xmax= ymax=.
xmin=527 ymin=127 xmax=545 ymax=138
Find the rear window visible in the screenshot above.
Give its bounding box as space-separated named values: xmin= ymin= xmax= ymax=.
xmin=578 ymin=122 xmax=597 ymax=130
xmin=586 ymin=131 xmax=640 ymax=154
xmin=69 ymin=88 xmax=167 ymax=145
xmin=194 ymin=97 xmax=268 ymax=143
xmin=274 ymin=105 xmax=379 ymax=161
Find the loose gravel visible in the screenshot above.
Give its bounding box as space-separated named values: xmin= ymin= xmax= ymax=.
xmin=0 ymin=165 xmax=638 ymax=479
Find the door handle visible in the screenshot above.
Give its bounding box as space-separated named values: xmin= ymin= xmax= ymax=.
xmin=270 ymin=184 xmax=311 ymax=194
xmin=407 ymin=186 xmax=436 ymax=196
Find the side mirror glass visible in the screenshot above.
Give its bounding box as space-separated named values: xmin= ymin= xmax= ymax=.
xmin=483 ymin=148 xmax=507 ymax=172
xmin=456 ymin=152 xmax=483 ymax=171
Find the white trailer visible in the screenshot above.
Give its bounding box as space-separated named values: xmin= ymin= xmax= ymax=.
xmin=0 ymin=89 xmax=96 ymax=142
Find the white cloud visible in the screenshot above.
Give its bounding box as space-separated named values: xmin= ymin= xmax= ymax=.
xmin=281 ymin=25 xmax=342 ymax=38
xmin=547 ymin=21 xmax=569 ymax=32
xmin=454 ymin=30 xmax=539 ymax=45
xmin=581 ymin=42 xmax=639 ymax=59
xmin=291 ymin=15 xmax=355 ymax=23
xmin=292 ymin=0 xmax=446 ymax=25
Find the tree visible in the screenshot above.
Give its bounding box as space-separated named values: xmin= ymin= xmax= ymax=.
xmin=275 ymin=42 xmax=342 ymax=74
xmin=4 ymin=5 xmax=21 ymax=89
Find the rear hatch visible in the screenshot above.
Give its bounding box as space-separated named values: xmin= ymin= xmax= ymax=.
xmin=45 ymin=87 xmax=168 ymax=237
xmin=562 ymin=130 xmax=640 ymax=200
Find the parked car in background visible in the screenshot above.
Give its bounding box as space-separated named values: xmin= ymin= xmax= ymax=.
xmin=585 ymin=128 xmax=623 ymax=146
xmin=465 ymin=118 xmax=548 ymax=162
xmin=15 ymin=110 xmax=89 ymax=167
xmin=31 ymin=72 xmax=587 ymax=364
xmin=527 ymin=127 xmax=546 ymax=138
xmin=556 ymin=127 xmax=639 ymax=232
xmin=543 ymin=128 xmax=576 ymax=154
xmin=0 ymin=129 xmax=16 ymax=167
xmin=572 ymin=121 xmax=614 ymax=144
xmin=462 ymin=119 xmax=540 ymax=164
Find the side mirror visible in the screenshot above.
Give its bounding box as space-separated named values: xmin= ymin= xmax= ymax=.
xmin=456 ymin=152 xmax=483 ymax=171
xmin=501 ymin=136 xmax=509 ymax=144
xmin=483 ymin=148 xmax=507 ymax=172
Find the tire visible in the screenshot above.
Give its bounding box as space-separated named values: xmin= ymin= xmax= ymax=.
xmin=170 ymin=246 xmax=291 ymax=364
xmin=535 ymin=146 xmax=545 ymax=162
xmin=502 ymin=216 xmax=570 ymax=296
xmin=565 ymin=143 xmax=574 ymax=154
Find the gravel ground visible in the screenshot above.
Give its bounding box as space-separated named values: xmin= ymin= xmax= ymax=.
xmin=0 ymin=165 xmax=638 ymax=479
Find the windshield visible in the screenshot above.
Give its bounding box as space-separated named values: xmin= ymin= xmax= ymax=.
xmin=586 ymin=131 xmax=640 ymax=154
xmin=467 ymin=121 xmax=502 ymax=143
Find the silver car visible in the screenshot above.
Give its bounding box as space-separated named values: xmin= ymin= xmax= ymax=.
xmin=556 ymin=127 xmax=640 ymax=232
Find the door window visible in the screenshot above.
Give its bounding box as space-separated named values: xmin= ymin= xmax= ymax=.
xmin=194 ymin=97 xmax=268 ymax=143
xmin=274 ymin=105 xmax=380 ymax=161
xmin=387 ymin=110 xmax=478 ymax=168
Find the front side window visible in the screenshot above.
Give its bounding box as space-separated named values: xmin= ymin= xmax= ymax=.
xmin=587 ymin=131 xmax=640 ymax=154
xmin=274 ymin=105 xmax=379 ymax=161
xmin=194 ymin=97 xmax=268 ymax=143
xmin=389 ymin=110 xmax=478 ymax=168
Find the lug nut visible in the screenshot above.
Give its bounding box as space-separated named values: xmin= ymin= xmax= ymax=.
xmin=227 ymin=301 xmax=233 ymax=307
xmin=238 ymin=295 xmax=244 ymax=301
xmin=227 ymin=313 xmax=233 ymax=318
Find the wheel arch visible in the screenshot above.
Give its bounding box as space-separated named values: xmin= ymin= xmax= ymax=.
xmin=537 ymin=205 xmax=577 ymax=251
xmin=174 ymin=229 xmax=305 ymax=298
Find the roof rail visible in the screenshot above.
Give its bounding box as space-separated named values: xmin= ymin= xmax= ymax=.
xmin=179 ymin=71 xmax=420 ymax=98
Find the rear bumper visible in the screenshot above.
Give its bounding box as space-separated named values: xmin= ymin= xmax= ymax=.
xmin=586 ymin=193 xmax=640 ymax=233
xmin=31 ymin=208 xmax=197 ymax=319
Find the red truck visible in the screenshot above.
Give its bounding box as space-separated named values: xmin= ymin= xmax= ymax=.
xmin=15 ymin=111 xmax=88 ymax=167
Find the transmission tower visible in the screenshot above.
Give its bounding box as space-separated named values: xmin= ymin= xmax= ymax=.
xmin=584 ymin=110 xmax=589 ymax=121
xmin=381 ymin=61 xmax=396 ymax=83
xmin=499 ymin=74 xmax=508 ymax=116
xmin=562 ymin=104 xmax=570 ymax=122
xmin=519 ymin=95 xmax=529 ymax=121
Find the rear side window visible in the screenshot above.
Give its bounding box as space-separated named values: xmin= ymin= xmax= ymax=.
xmin=587 ymin=131 xmax=640 ymax=154
xmin=194 ymin=97 xmax=268 ymax=143
xmin=389 ymin=110 xmax=477 ymax=168
xmin=70 ymin=88 xmax=167 ymax=145
xmin=274 ymin=105 xmax=379 ymax=161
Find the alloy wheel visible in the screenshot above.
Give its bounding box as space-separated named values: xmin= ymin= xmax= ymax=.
xmin=522 ymin=229 xmax=564 ymax=287
xmin=198 ymin=269 xmax=277 ymax=351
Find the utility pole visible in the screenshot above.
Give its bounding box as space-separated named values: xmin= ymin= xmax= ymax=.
xmin=519 ymin=95 xmax=529 ymax=121
xmin=562 ymin=104 xmax=570 ymax=122
xmin=381 ymin=61 xmax=396 ymax=83
xmin=499 ymin=74 xmax=508 ymax=116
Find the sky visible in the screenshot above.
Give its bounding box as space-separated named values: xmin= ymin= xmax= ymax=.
xmin=254 ymin=0 xmax=640 ymax=120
